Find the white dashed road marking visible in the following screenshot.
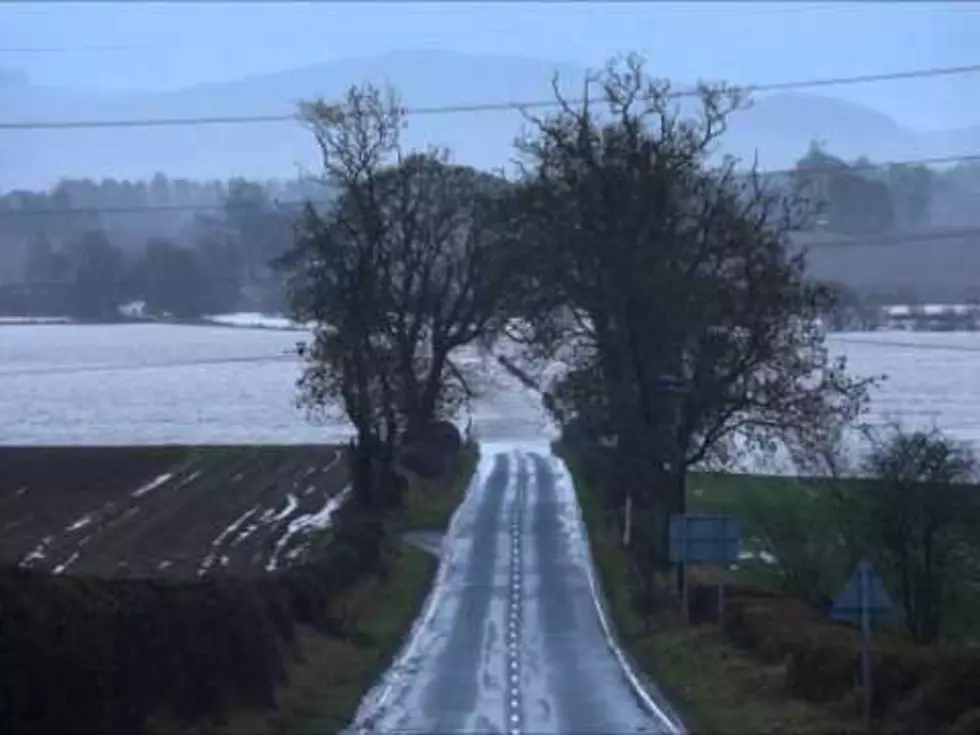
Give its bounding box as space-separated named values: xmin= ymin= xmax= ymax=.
xmin=506 ymin=451 xmax=526 ymax=735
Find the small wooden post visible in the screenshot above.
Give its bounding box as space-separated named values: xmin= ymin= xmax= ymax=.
xmin=623 ymin=493 xmax=633 ymax=547
xmin=681 ymin=516 xmax=690 ymax=625
xmin=860 ymin=564 xmax=873 ymax=731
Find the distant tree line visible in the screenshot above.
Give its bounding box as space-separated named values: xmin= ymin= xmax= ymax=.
xmin=0 ymin=175 xmax=329 ymax=320
xmin=792 ymin=141 xmax=980 ymax=236
xmin=3 ymin=133 xmax=978 ymax=321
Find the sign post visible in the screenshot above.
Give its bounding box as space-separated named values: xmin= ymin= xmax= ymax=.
xmin=623 ymin=493 xmax=633 ymax=547
xmin=830 ymin=558 xmax=894 ymax=730
xmin=669 ymin=514 xmax=740 ymax=625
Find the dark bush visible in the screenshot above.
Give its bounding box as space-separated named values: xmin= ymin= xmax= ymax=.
xmin=723 ymin=591 xmax=839 ymax=663
xmin=688 ymin=583 xmax=786 ymax=625
xmin=722 ymin=587 xmax=980 ymax=729
xmin=785 ymin=637 xmax=860 ymax=702
xmin=0 ymin=512 xmax=388 ymax=735
xmin=397 ymin=420 xmax=463 ymax=480
xmin=950 ymin=707 xmax=980 ymax=735
xmin=899 ymin=650 xmax=980 ymax=728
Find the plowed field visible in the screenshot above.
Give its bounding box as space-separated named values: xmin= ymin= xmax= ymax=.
xmin=0 ymin=445 xmax=348 ymax=579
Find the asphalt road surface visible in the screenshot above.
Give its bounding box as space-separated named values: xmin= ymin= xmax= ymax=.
xmin=352 ymin=445 xmax=682 ymax=734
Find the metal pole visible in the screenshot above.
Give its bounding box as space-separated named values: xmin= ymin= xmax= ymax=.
xmin=718 ymin=575 xmax=726 ymax=625
xmin=682 ymin=516 xmax=690 ymax=625
xmin=861 ymin=563 xmax=872 ymax=730
xmin=672 ymin=390 xmax=685 ymax=599
xmin=623 ymin=493 xmax=632 ymax=547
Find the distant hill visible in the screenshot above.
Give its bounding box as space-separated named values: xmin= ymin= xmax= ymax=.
xmin=1 ymin=49 xmax=976 ymax=190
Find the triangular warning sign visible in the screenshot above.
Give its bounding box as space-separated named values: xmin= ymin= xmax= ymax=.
xmin=831 ymin=558 xmax=893 ymax=621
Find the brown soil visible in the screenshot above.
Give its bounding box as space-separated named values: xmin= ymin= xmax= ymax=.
xmin=0 ymin=445 xmax=348 ymax=579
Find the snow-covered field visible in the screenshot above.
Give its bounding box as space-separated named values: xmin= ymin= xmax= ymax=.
xmin=203 ymin=312 xmax=305 ymax=330
xmin=1 ymin=323 xmax=977 ymax=460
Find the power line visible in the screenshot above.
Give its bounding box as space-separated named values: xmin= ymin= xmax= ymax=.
xmin=0 ymin=45 xmax=151 ymax=53
xmin=1 ymin=152 xmax=977 ymax=220
xmin=2 ymin=61 xmax=979 ymax=130
xmin=0 ymin=352 xmax=299 ymax=379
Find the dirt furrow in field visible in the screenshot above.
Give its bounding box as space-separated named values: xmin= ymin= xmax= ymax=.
xmin=1 ymin=446 xmax=349 ymax=579
xmin=207 ymin=450 xmax=349 ymax=576
xmin=1 ymin=448 xmax=190 ymax=565
xmin=229 ymin=451 xmax=349 ymax=572
xmin=76 ymin=451 xmax=274 ymax=578
xmin=38 ymin=454 xmax=212 ymax=576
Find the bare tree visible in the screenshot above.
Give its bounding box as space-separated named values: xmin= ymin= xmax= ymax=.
xmin=506 ymin=54 xmax=876 ymax=573
xmin=279 ymin=87 xmax=405 ymax=510
xmin=373 ymin=152 xmax=514 ymax=438
xmin=279 ymin=84 xmax=514 ymax=507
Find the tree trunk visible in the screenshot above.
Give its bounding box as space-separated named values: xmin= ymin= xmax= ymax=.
xmin=416 ymin=348 xmax=449 ymax=433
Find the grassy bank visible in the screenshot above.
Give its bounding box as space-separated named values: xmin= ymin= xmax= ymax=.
xmin=399 ymin=440 xmax=480 ymax=532
xmin=163 ymin=545 xmax=437 ymax=735
xmin=172 ymin=442 xmax=480 ymax=735
xmin=688 ymin=470 xmax=980 ymax=639
xmin=563 ymin=453 xmax=868 ymax=734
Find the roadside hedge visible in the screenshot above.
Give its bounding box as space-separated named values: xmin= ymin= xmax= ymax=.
xmin=396 ymin=420 xmax=463 ymax=480
xmin=717 ymin=585 xmax=980 ymax=730
xmin=0 ymin=500 xmax=385 ymax=735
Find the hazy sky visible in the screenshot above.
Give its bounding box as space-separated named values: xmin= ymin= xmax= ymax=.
xmin=2 ymin=1 xmax=978 ymax=130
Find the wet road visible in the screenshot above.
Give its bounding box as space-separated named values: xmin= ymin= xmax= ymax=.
xmin=352 ymin=446 xmax=682 ymax=734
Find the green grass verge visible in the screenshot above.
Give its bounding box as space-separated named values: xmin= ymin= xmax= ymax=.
xmin=563 ymin=453 xmax=866 ymax=735
xmin=398 ymin=441 xmax=480 ymax=532
xmin=164 ymin=545 xmax=437 ymax=735
xmin=689 ymin=471 xmax=980 ymax=640
xmin=161 ymin=444 xmax=479 ymax=735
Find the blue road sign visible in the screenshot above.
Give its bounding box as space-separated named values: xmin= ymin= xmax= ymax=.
xmin=831 ymin=558 xmax=893 ymax=623
xmin=655 ymin=374 xmax=688 ymax=394
xmin=669 ymin=514 xmax=740 ymax=565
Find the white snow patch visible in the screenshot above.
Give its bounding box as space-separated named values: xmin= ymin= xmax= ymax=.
xmin=157 ymin=560 xmax=173 ymax=570
xmin=198 ymin=506 xmax=259 ymax=575
xmin=179 ymin=470 xmax=202 ymax=486
xmin=118 ymin=301 xmax=146 ymax=319
xmin=737 ymin=549 xmax=778 ymax=565
xmin=266 ymin=485 xmax=351 ymax=572
xmin=131 ymin=472 xmax=174 ymax=498
xmin=273 ymin=493 xmax=299 ymax=522
xmin=53 ymin=551 xmax=81 ymax=575
xmin=204 ymin=312 xmax=304 ymax=330
xmin=232 ymin=523 xmax=261 ymax=546
xmin=21 ymin=535 xmax=53 ymax=566
xmin=0 ymin=316 xmax=72 ymax=324
xmin=66 ymin=514 xmax=93 ymax=532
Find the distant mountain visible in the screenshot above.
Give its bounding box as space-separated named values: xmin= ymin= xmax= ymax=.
xmin=1 ymin=49 xmax=976 ymax=191
xmin=727 ymin=93 xmax=924 ymax=168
